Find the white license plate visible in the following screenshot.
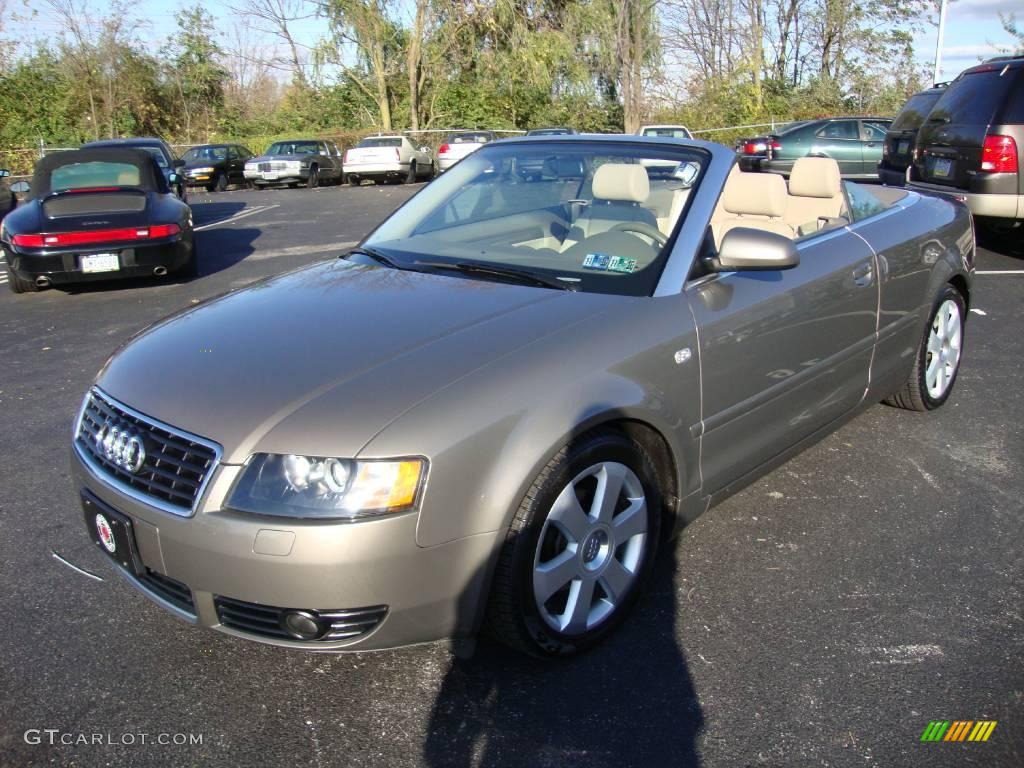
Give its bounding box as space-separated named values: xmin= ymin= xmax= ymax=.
xmin=897 ymin=140 xmax=910 ymax=155
xmin=261 ymin=172 xmax=280 ymax=180
xmin=81 ymin=253 xmax=120 ymax=273
xmin=933 ymin=158 xmax=952 ymax=177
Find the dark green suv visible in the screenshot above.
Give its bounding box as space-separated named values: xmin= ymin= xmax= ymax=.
xmin=909 ymin=57 xmax=1024 ymax=226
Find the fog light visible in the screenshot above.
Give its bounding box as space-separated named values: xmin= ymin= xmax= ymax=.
xmin=281 ymin=610 xmax=324 ymax=640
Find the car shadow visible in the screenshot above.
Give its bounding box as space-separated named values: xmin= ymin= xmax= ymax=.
xmin=423 ymin=540 xmax=703 ymax=767
xmin=188 ymin=200 xmax=248 ymax=229
xmin=54 ymin=227 xmax=262 ymax=294
xmin=975 ymin=222 xmax=1023 ymax=259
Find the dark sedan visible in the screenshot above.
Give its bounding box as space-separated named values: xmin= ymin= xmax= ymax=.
xmin=180 ymin=144 xmax=254 ymax=192
xmin=82 ymin=137 xmax=188 ymax=202
xmin=0 ymin=148 xmax=195 ymax=293
xmin=738 ymin=117 xmax=893 ymax=178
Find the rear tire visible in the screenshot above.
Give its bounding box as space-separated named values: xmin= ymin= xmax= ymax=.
xmin=486 ymin=430 xmax=661 ymax=657
xmin=5 ymin=263 xmax=39 ymax=293
xmin=347 ymin=174 xmax=360 ymax=186
xmin=178 ymin=243 xmax=199 ymax=279
xmin=885 ymin=284 xmax=966 ymax=411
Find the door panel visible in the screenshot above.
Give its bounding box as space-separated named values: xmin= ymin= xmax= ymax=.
xmin=689 ymin=230 xmax=877 ymax=492
xmin=811 ymin=120 xmax=862 ymax=175
xmin=860 ymin=121 xmax=889 ymax=174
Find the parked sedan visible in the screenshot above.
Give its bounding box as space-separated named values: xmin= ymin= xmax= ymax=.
xmin=71 ymin=137 xmax=973 ymax=658
xmin=82 ymin=137 xmax=187 ymax=202
xmin=244 ymin=139 xmax=344 ymax=188
xmin=2 ymin=148 xmax=195 ymax=293
xmin=0 ymin=168 xmax=15 ymax=221
xmin=343 ymin=136 xmax=434 ymax=185
xmin=738 ymin=117 xmax=893 ymax=178
xmin=436 ymin=130 xmax=496 ymax=172
xmin=181 ymin=144 xmax=254 ymax=192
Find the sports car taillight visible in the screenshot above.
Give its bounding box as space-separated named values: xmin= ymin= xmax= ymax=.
xmin=12 ymin=223 xmax=181 ymax=248
xmin=980 ymin=134 xmax=1018 ymax=174
xmin=438 ymin=144 xmax=450 ymax=155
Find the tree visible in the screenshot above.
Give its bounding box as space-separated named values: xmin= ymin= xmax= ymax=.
xmin=162 ymin=7 xmax=230 ymax=142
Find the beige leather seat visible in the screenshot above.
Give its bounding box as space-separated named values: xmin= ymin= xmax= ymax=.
xmin=561 ymin=163 xmax=659 ymax=250
xmin=784 ymin=157 xmax=846 ymax=236
xmin=711 ymin=171 xmax=794 ymax=247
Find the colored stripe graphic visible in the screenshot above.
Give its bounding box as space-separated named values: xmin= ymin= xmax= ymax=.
xmin=968 ymin=722 xmax=997 ymax=742
xmin=945 ymin=721 xmax=973 ymax=741
xmin=921 ymin=721 xmax=950 ymax=742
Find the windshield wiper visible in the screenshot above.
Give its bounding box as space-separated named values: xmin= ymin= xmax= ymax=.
xmin=342 ymin=246 xmax=405 ymax=270
xmin=414 ymin=260 xmax=579 ymax=291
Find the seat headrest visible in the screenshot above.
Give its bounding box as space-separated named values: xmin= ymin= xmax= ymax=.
xmin=788 ymin=157 xmax=842 ymax=199
xmin=722 ymin=172 xmax=787 ymax=217
xmin=592 ymin=163 xmax=649 ymax=203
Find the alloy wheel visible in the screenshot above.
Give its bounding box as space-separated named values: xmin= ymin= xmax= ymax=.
xmin=532 ymin=461 xmax=648 ymax=635
xmin=925 ymin=298 xmax=962 ymax=399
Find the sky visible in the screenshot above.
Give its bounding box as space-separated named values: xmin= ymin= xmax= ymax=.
xmin=5 ymin=0 xmax=1022 ymax=87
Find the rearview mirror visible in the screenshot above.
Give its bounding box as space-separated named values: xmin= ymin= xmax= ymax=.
xmin=707 ymin=228 xmax=799 ymax=272
xmin=11 ymin=180 xmax=30 ymax=194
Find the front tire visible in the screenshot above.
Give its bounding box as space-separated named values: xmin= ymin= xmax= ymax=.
xmin=307 ymin=166 xmax=319 ymax=189
xmin=405 ymin=161 xmax=417 ymax=184
xmin=486 ymin=430 xmax=661 ymax=657
xmin=886 ymin=284 xmax=966 ymax=411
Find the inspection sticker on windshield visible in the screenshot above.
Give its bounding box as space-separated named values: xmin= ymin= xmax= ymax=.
xmin=608 ymin=256 xmax=638 ymax=273
xmin=583 ymin=253 xmax=611 ymax=270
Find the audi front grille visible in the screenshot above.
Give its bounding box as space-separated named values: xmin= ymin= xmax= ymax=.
xmin=74 ymin=388 xmax=221 ymax=516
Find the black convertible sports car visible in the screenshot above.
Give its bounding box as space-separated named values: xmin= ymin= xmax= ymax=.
xmin=0 ymin=148 xmax=195 ymax=293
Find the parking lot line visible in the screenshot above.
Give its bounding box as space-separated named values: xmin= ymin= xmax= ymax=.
xmin=194 ymin=204 xmax=280 ymax=232
xmin=975 ymin=270 xmax=1024 ymax=275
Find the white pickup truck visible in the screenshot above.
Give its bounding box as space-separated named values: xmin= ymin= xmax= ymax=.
xmin=343 ymin=136 xmax=435 ymax=185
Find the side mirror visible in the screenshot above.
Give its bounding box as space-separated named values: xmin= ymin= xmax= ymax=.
xmin=706 ymin=228 xmax=799 ymax=271
xmin=11 ymin=180 xmax=30 ymax=194
xmin=168 ymin=173 xmax=180 ymax=184
xmin=0 ymin=169 xmax=9 ymax=178
xmin=173 ymin=158 xmax=186 ymax=169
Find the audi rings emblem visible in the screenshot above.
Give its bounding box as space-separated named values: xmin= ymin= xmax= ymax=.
xmin=94 ymin=422 xmax=147 ymax=473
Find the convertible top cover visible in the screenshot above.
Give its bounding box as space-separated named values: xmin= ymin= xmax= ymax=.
xmin=31 ymin=148 xmax=169 ymax=198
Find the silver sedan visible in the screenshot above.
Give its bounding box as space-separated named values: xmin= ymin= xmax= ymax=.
xmin=71 ymin=136 xmax=974 ymax=657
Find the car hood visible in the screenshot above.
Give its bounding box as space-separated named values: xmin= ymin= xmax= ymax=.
xmin=248 ymin=154 xmax=309 ymax=163
xmin=96 ymin=260 xmax=619 ymax=463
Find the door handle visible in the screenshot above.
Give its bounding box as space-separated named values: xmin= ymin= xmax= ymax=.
xmin=852 ymin=263 xmax=874 ymax=288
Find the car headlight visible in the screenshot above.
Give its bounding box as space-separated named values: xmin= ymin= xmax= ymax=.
xmin=190 ymin=166 xmax=215 ymax=174
xmin=227 ymin=454 xmax=426 ymax=520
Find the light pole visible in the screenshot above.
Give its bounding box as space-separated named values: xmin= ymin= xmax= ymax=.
xmin=933 ymin=0 xmax=948 ymax=84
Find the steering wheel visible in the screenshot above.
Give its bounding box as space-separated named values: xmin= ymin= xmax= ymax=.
xmin=611 ymin=222 xmax=668 ymax=247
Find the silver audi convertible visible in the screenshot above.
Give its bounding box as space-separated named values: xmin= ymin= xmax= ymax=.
xmin=72 ymin=136 xmax=974 ymax=656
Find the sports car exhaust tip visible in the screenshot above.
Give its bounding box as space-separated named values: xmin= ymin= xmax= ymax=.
xmin=35 ymin=276 xmax=50 ymax=287
xmin=153 ymin=266 xmax=168 ymax=276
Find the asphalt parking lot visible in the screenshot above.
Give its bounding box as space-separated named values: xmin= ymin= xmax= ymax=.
xmin=1 ymin=183 xmax=1021 ymax=767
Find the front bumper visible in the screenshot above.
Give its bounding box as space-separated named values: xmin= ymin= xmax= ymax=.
xmin=71 ymin=442 xmax=500 ymax=651
xmin=244 ymin=168 xmax=309 ymax=185
xmin=4 ymin=239 xmax=191 ymax=285
xmin=907 ymin=180 xmax=1023 ymax=220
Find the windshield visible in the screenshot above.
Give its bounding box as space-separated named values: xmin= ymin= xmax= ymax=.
xmin=445 ymin=132 xmax=494 ymax=144
xmin=50 ymin=162 xmax=141 ymax=190
xmin=182 ymin=146 xmax=228 ymax=162
xmin=266 ymin=141 xmax=320 ymax=155
xmin=358 ymin=137 xmax=403 ymax=148
xmin=363 ymin=141 xmax=708 ymax=297
xmin=891 ymin=93 xmax=943 ymax=131
xmin=642 ymin=127 xmax=691 ymax=139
